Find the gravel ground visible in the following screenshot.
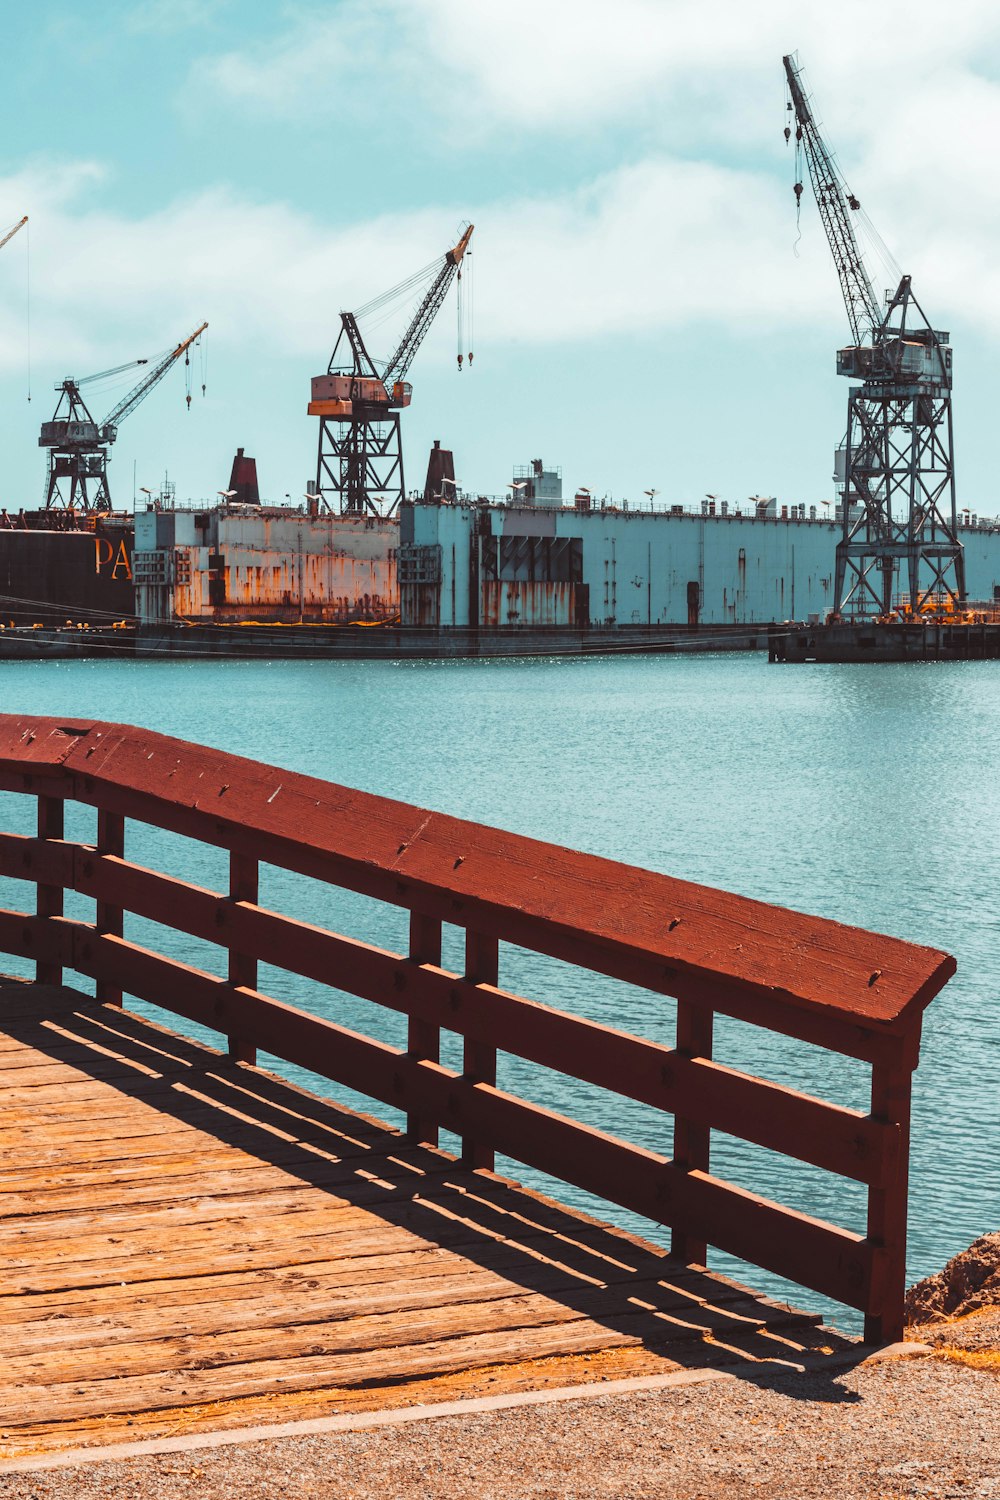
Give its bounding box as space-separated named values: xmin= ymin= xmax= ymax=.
xmin=919 ymin=1308 xmax=1000 ymax=1354
xmin=1 ymin=1353 xmax=998 ymax=1500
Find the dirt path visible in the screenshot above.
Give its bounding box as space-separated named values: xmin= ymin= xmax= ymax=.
xmin=1 ymin=1346 xmax=998 ymax=1499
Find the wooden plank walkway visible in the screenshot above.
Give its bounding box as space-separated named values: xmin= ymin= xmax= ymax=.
xmin=0 ymin=980 xmax=852 ymax=1458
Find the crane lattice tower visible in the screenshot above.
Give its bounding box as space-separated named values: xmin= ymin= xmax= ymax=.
xmin=784 ymin=55 xmax=963 ymax=618
xmin=39 ymin=324 xmax=207 ymax=514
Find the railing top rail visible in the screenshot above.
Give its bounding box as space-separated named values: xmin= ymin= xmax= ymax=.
xmin=0 ymin=717 xmax=955 ymax=1038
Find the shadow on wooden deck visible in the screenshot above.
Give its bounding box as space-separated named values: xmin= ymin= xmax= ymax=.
xmin=0 ymin=981 xmax=859 ymax=1458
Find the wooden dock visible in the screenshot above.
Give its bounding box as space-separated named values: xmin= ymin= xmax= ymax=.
xmin=0 ymin=718 xmax=957 ymax=1459
xmin=0 ymin=981 xmax=839 ymax=1459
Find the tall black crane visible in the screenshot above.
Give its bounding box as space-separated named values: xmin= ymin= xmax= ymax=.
xmin=784 ymin=55 xmax=963 ymax=618
xmin=39 ymin=323 xmax=208 ymax=512
xmin=308 ymin=225 xmax=474 ymax=516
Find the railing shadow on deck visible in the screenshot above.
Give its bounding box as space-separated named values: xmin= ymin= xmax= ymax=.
xmin=0 ymin=718 xmax=956 ymax=1350
xmin=2 ymin=992 xmax=863 ymax=1395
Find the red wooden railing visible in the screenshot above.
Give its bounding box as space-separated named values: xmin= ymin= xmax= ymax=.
xmin=0 ymin=718 xmax=955 ymax=1343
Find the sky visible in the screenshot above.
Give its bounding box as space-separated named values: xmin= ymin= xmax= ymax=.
xmin=2 ymin=0 xmax=1000 ymax=512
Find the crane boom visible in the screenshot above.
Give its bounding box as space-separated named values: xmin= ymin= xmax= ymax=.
xmin=0 ymin=216 xmax=27 ymax=253
xmin=783 ymin=56 xmax=880 ymax=347
xmin=383 ymin=224 xmax=474 ymax=386
xmin=101 ymin=322 xmax=207 ymax=437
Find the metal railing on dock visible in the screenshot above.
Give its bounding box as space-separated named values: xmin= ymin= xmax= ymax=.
xmin=0 ymin=718 xmax=955 ymax=1343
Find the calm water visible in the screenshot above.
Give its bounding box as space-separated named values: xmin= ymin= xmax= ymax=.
xmin=0 ymin=651 xmax=997 ymax=1330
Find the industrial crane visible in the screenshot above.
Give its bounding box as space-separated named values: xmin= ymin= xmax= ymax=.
xmin=0 ymin=216 xmax=28 ymax=252
xmin=309 ymin=224 xmax=474 ymax=516
xmin=783 ymin=55 xmax=963 ymax=618
xmin=39 ymin=322 xmax=208 ymax=513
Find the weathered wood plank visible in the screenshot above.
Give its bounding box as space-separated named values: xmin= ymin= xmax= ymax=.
xmin=0 ymin=1261 xmax=810 ymax=1361
xmin=0 ymin=1306 xmax=816 ymax=1427
xmin=0 ymin=977 xmax=852 ymax=1448
xmin=0 ymin=1155 xmax=439 ymax=1220
xmin=0 ymin=1286 xmax=819 ymax=1393
xmin=0 ymin=1266 xmax=817 ymax=1364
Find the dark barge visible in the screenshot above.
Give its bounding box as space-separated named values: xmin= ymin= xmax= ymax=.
xmin=769 ymin=616 xmax=1000 ymax=662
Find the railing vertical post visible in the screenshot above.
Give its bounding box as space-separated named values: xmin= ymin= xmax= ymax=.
xmin=462 ymin=930 xmax=498 ymax=1171
xmin=670 ymin=999 xmax=714 ymax=1264
xmin=864 ymin=1039 xmax=914 ymax=1345
xmin=36 ymin=794 xmax=64 ymax=986
xmin=227 ymin=851 xmax=258 ymax=1065
xmin=407 ymin=912 xmax=442 ymax=1144
xmin=95 ymin=810 xmax=124 ymax=1006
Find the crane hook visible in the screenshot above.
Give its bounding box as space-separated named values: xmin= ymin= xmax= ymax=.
xmin=794 ymin=182 xmax=804 ymax=202
xmin=784 ymin=126 xmax=791 ymax=144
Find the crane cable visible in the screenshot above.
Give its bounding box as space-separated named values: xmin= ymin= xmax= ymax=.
xmin=354 ymin=256 xmax=441 ymax=320
xmin=359 ymin=266 xmax=442 ymax=348
xmin=24 ymin=220 xmax=31 ymax=403
xmin=785 ymin=82 xmax=804 ymax=257
xmin=468 ymin=245 xmax=474 ymax=367
xmin=456 ymin=243 xmax=474 ymax=370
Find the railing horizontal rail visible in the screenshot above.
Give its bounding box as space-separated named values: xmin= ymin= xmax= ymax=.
xmin=33 ymin=922 xmax=878 ymax=1312
xmin=0 ymin=837 xmax=900 ymax=1188
xmin=0 ymin=821 xmax=930 ymax=1068
xmin=0 ymin=717 xmax=957 ymax=1342
xmin=0 ymin=722 xmax=952 ymax=1044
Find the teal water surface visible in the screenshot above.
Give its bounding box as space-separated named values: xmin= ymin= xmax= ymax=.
xmin=0 ymin=652 xmax=996 ymax=1331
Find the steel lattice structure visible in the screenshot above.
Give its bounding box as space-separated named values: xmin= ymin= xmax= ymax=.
xmin=39 ymin=324 xmax=207 ymax=513
xmin=316 ymin=409 xmax=405 ymax=518
xmin=836 ymin=278 xmax=963 ymax=615
xmin=40 ymin=382 xmax=112 ymax=512
xmin=783 ymin=55 xmax=964 ymax=617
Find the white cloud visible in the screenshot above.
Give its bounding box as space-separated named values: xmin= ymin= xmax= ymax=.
xmin=180 ymin=0 xmax=1000 ymax=330
xmin=193 ymin=0 xmax=1000 ymax=139
xmin=194 ymin=1 xmax=408 ymax=118
xmin=0 ymin=152 xmax=839 ymax=381
xmin=127 ymin=0 xmax=229 ymax=35
xmin=7 ymin=0 xmax=1000 ymax=383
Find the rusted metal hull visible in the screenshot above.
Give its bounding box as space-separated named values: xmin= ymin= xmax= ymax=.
xmin=0 ymin=518 xmax=134 ymax=625
xmin=135 ymin=507 xmax=397 ymax=625
xmin=479 ymin=580 xmax=580 ymax=628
